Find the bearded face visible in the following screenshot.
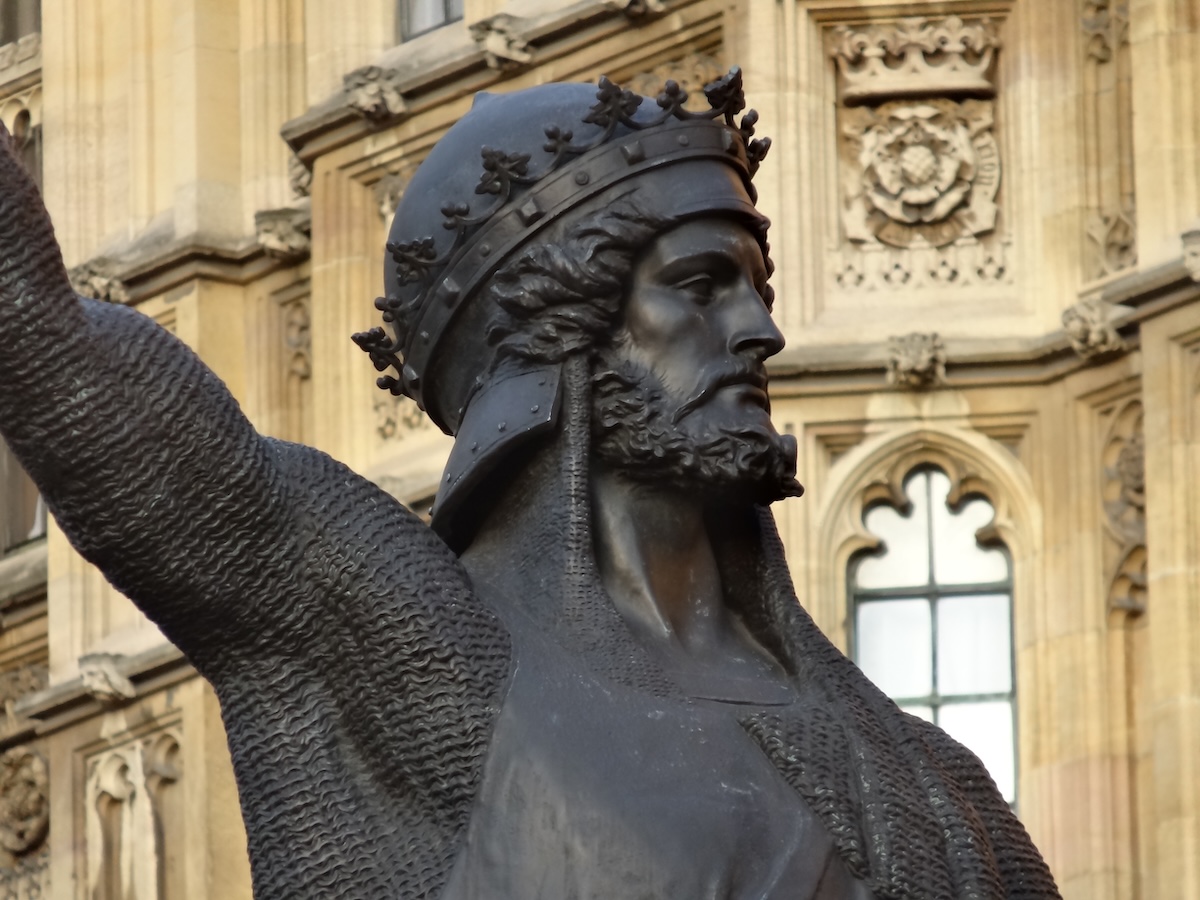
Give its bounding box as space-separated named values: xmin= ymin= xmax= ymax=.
xmin=590 ymin=359 xmax=802 ymax=504
xmin=588 ymin=218 xmax=802 ymax=504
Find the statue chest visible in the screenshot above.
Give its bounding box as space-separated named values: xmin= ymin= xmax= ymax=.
xmin=439 ymin=618 xmax=874 ymax=900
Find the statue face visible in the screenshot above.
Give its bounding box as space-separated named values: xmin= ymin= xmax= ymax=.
xmin=619 ymin=217 xmax=783 ymax=439
xmin=590 ymin=216 xmax=801 ymax=503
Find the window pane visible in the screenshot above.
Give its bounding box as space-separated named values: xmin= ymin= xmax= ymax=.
xmin=403 ymin=0 xmax=444 ymax=36
xmin=446 ymin=0 xmax=464 ymax=22
xmin=856 ymin=472 xmax=931 ymax=589
xmin=937 ymin=593 xmax=1012 ymax=696
xmin=929 ymin=472 xmax=1009 ymax=585
xmin=938 ymin=700 xmax=1015 ymax=803
xmin=855 ymin=598 xmax=932 ymax=699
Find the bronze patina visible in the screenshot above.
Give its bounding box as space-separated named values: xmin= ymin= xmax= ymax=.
xmin=0 ymin=70 xmax=1059 ymax=899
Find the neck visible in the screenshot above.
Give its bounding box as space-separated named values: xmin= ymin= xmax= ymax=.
xmin=590 ymin=465 xmax=731 ymax=653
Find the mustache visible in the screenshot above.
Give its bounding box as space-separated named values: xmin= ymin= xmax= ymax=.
xmin=671 ymin=362 xmax=769 ymax=424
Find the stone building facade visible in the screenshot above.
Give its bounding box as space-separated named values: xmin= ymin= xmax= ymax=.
xmin=0 ymin=0 xmax=1196 ymax=897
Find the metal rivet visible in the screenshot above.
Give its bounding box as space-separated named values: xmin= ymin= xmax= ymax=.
xmin=530 ymin=405 xmax=539 ymax=414
xmin=470 ymin=442 xmax=478 ymax=452
xmin=518 ymin=197 xmax=543 ymax=225
xmin=420 ymin=330 xmax=430 ymax=342
xmin=537 ymin=377 xmax=546 ymax=386
xmin=480 ymin=243 xmax=491 ymax=257
xmin=621 ymin=141 xmax=645 ymax=164
xmin=677 ymin=134 xmax=690 ymax=147
xmin=574 ymin=171 xmax=590 ymax=185
xmin=498 ymin=421 xmax=507 ymax=432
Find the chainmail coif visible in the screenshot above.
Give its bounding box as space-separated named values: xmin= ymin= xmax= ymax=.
xmin=0 ymin=129 xmax=1059 ymax=899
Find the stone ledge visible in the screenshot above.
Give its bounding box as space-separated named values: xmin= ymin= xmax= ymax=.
xmin=6 ymin=643 xmax=193 ymax=747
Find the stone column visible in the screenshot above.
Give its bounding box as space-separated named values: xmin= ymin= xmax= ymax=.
xmin=1128 ymin=0 xmax=1200 ymax=267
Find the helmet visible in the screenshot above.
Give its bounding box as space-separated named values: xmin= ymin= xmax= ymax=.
xmin=353 ymin=68 xmax=771 ymax=537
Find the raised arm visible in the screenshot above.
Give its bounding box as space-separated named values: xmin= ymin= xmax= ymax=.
xmin=0 ymin=126 xmax=311 ymax=655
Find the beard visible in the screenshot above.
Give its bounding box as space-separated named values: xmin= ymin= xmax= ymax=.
xmin=590 ymin=359 xmax=804 ymax=505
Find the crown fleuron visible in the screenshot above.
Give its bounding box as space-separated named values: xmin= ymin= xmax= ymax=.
xmin=829 ymin=16 xmax=1000 ymax=105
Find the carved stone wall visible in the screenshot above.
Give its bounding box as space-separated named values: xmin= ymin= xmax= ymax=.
xmin=1081 ymin=0 xmax=1136 ymax=280
xmin=1099 ymin=397 xmax=1145 ymax=614
xmin=826 ymin=14 xmax=1012 ymax=297
xmin=85 ymin=729 xmax=183 ymax=900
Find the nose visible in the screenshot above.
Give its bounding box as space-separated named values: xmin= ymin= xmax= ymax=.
xmin=728 ymin=278 xmax=785 ymax=361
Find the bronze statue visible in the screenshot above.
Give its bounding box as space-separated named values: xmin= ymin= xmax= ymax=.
xmin=0 ymin=69 xmax=1059 ymax=899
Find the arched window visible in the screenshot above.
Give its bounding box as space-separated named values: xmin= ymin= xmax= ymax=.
xmin=850 ymin=466 xmax=1016 ymax=803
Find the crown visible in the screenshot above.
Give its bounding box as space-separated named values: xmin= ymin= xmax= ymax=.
xmin=829 ymin=16 xmax=1000 ymax=105
xmin=352 ymin=68 xmax=770 ymax=418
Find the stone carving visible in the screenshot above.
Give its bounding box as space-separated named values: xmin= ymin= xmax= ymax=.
xmin=1102 ymin=399 xmax=1146 ymax=614
xmin=601 ymin=0 xmax=666 ymax=17
xmin=288 ymin=153 xmax=312 ymax=199
xmin=1082 ymin=0 xmax=1136 ymax=280
xmin=280 ymin=294 xmax=311 ymax=381
xmin=1063 ymin=297 xmax=1123 ymax=359
xmin=68 ymin=261 xmax=128 ymax=304
xmin=841 ymin=99 xmax=1000 ymax=248
xmin=255 ymin=206 xmax=311 ymax=261
xmin=830 ymin=240 xmax=1011 ymax=293
xmin=344 ymin=66 xmax=406 ymax=121
xmin=829 ymin=16 xmax=1000 ymax=104
xmin=0 ymin=751 xmax=47 ymax=856
xmin=469 ymin=15 xmax=533 ymax=70
xmin=78 ymin=653 xmax=136 ymax=705
xmin=886 ymin=332 xmax=946 ymax=388
xmin=0 ymin=852 xmax=47 ymax=900
xmin=0 ymin=33 xmax=40 ymax=77
xmin=373 ymin=392 xmax=428 ymax=441
xmin=0 ymin=665 xmax=47 ymax=709
xmin=626 ymin=53 xmax=726 ymax=112
xmin=373 ymin=171 xmax=408 ymax=223
xmin=1083 ymin=0 xmax=1130 ymax=63
xmin=144 ymin=733 xmax=183 ymax=900
xmin=1183 ymin=221 xmax=1200 ymax=282
xmin=0 ymin=72 xmax=1060 ymax=899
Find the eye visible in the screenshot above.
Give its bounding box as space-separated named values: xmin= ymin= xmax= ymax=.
xmin=676 ymin=274 xmax=717 ymax=305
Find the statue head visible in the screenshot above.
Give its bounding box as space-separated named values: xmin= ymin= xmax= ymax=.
xmin=354 ymin=69 xmax=799 ymax=541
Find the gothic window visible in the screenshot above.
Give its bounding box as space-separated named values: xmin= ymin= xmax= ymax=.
xmin=397 ymin=0 xmax=463 ymax=41
xmin=850 ymin=466 xmax=1016 ymax=803
xmin=0 ymin=440 xmax=42 ymax=553
xmin=0 ymin=0 xmax=39 ymax=47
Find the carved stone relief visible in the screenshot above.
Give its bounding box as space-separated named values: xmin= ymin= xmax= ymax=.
xmin=626 ymin=52 xmax=726 ymax=113
xmin=280 ymin=294 xmax=312 ymax=381
xmin=1100 ymin=398 xmax=1146 ymax=613
xmin=469 ymin=15 xmax=533 ymax=71
xmin=0 ymin=751 xmax=47 ymax=858
xmin=344 ymin=66 xmax=406 ymax=121
xmin=86 ymin=729 xmax=184 ymax=900
xmin=288 ymin=154 xmax=312 ymax=199
xmin=826 ymin=15 xmax=1009 ymax=294
xmin=374 ymin=392 xmax=430 ymax=442
xmin=0 ymin=665 xmax=46 ymax=710
xmin=1062 ymin=297 xmax=1124 ymax=359
xmin=0 ymin=852 xmax=47 ymax=900
xmin=1183 ymin=222 xmax=1200 ymax=282
xmin=255 ymin=205 xmax=312 ymax=261
xmin=840 ymin=99 xmax=999 ymax=249
xmin=1082 ymin=0 xmax=1136 ymax=280
xmin=69 ymin=261 xmax=128 ymax=304
xmin=886 ymin=332 xmax=946 ymax=389
xmin=373 ymin=171 xmax=409 ymax=223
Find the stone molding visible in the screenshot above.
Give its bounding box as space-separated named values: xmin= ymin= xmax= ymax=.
xmin=343 ymin=65 xmax=407 ymax=121
xmin=0 ymin=33 xmax=40 ymax=94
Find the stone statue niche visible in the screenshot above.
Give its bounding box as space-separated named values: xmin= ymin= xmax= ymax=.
xmin=0 ymin=68 xmax=1060 ymax=899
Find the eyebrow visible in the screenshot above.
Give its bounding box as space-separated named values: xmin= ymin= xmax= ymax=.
xmin=654 ymin=248 xmax=767 ymax=285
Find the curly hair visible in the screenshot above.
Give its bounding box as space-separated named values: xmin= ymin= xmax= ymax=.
xmin=482 ymin=198 xmax=676 ymax=363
